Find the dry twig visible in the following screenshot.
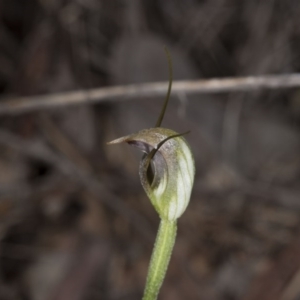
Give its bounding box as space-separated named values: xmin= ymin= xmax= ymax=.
xmin=0 ymin=73 xmax=300 ymax=115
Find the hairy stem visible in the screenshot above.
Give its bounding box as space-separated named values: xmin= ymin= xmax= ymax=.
xmin=142 ymin=219 xmax=177 ymax=300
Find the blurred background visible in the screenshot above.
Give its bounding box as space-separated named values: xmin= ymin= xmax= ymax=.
xmin=1 ymin=0 xmax=300 ymax=299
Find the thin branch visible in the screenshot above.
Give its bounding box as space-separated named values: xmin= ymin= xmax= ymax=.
xmin=1 ymin=73 xmax=300 ymax=115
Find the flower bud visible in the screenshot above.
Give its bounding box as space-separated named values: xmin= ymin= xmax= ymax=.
xmin=108 ymin=127 xmax=195 ymax=221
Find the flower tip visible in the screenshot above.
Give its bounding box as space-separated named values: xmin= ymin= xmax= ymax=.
xmin=106 ymin=135 xmax=129 ymax=145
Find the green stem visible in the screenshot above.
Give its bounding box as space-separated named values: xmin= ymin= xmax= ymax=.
xmin=142 ymin=219 xmax=177 ymax=300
